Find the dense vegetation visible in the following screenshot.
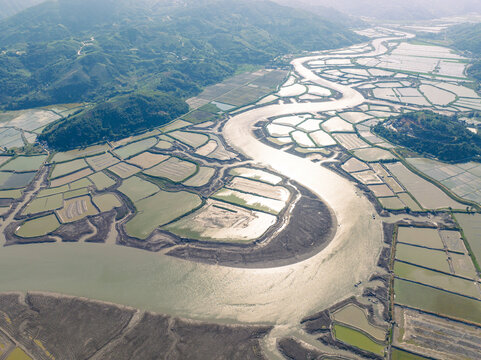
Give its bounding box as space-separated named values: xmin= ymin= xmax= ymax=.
xmin=0 ymin=0 xmax=363 ymax=110
xmin=38 ymin=93 xmax=188 ymax=150
xmin=448 ymin=23 xmax=481 ymax=83
xmin=374 ymin=111 xmax=481 ymax=163
xmin=449 ymin=23 xmax=481 ymax=56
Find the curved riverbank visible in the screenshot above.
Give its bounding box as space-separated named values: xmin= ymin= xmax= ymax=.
xmin=0 ymin=33 xmax=407 ymax=327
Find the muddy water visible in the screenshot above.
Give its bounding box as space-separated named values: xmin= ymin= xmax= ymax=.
xmin=0 ymin=34 xmax=407 ymax=329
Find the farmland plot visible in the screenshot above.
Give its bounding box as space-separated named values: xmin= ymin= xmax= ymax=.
xmin=144 ymin=157 xmax=197 ymax=183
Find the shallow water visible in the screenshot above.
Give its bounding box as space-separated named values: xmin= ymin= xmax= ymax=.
xmin=0 ymin=34 xmax=411 ymax=327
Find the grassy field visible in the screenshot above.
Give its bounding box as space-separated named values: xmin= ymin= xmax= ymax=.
xmin=333 ymin=324 xmax=385 ymax=356
xmin=63 ymin=188 xmax=90 ymax=200
xmin=6 ymin=348 xmax=32 ymax=360
xmin=114 ymin=138 xmax=158 ymax=159
xmin=0 ymin=155 xmax=47 ymax=172
xmin=395 ymin=243 xmax=451 ymax=273
xmin=182 ymin=110 xmax=218 ymax=124
xmin=50 ymin=145 xmax=108 ymax=163
xmin=455 ymin=213 xmax=481 ymax=267
xmin=394 ymin=261 xmax=480 ymax=299
xmin=394 ymin=279 xmax=481 ymax=324
xmin=15 ymin=214 xmax=60 ymax=238
xmin=0 ymin=172 xmax=37 ymax=190
xmin=125 ymin=190 xmax=202 ymax=239
xmin=23 ymin=194 xmax=63 ymax=215
xmin=49 ymin=168 xmax=93 ymax=188
xmin=88 ymin=172 xmax=115 ymax=191
xmin=397 ymin=227 xmax=444 ymax=249
xmin=0 ymin=189 xmax=23 ymax=199
xmin=37 ymin=185 xmax=70 ymax=198
xmin=182 ymin=167 xmax=216 ymax=187
xmin=117 ymin=176 xmax=159 ymax=202
xmin=332 ymin=304 xmax=386 ymax=342
xmin=159 ymin=119 xmax=191 ymax=133
xmin=391 ymin=348 xmax=428 ymax=360
xmin=93 ymin=193 xmax=122 ymax=212
xmin=168 ymin=131 xmax=209 ymax=149
xmin=50 ymin=159 xmax=89 ymax=179
xmin=144 ymin=157 xmax=197 ymax=183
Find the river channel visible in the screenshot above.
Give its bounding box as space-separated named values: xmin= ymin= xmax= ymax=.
xmin=0 ymin=33 xmax=408 ymax=328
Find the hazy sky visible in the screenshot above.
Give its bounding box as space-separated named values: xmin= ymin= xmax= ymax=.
xmin=276 ymin=0 xmax=481 ymax=19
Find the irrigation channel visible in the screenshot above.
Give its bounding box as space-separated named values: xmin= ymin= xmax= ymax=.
xmin=0 ymin=32 xmax=412 ymax=357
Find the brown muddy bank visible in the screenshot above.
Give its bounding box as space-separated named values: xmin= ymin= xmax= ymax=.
xmin=0 ymin=292 xmax=271 ymax=360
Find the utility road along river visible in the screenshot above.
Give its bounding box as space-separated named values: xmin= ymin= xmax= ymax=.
xmin=0 ymin=33 xmax=408 ymax=328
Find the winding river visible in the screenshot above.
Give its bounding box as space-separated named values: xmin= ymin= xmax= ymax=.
xmin=0 ymin=33 xmax=409 ymax=328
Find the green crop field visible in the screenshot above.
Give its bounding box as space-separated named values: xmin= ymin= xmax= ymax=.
xmin=88 ymin=172 xmax=116 ymax=191
xmin=23 ymin=194 xmax=63 ymax=215
xmin=332 ymin=304 xmax=386 ymax=342
xmin=394 ymin=279 xmax=481 ymax=324
xmin=455 ymin=213 xmax=481 ymax=266
xmin=391 ymin=348 xmax=428 ymax=360
xmin=397 ymin=227 xmax=445 ymax=249
xmin=113 ymin=137 xmax=158 ymax=159
xmin=93 ymin=193 xmax=122 ymax=212
xmin=50 ymin=159 xmax=89 ymax=179
xmin=0 ymin=155 xmax=47 ymax=172
xmin=125 ymin=190 xmax=202 ymax=239
xmin=0 ymin=189 xmax=23 ymax=199
xmin=50 ymin=145 xmax=109 ymax=163
xmin=394 ymin=261 xmax=479 ymax=298
xmin=333 ymin=324 xmax=385 ymax=356
xmin=395 ymin=243 xmax=451 ymax=273
xmin=168 ymin=131 xmax=209 ymax=149
xmin=6 ymin=347 xmax=33 ymax=360
xmin=63 ymin=188 xmax=90 ymax=200
xmin=117 ymin=176 xmax=159 ymax=203
xmin=15 ymin=214 xmax=60 ymax=238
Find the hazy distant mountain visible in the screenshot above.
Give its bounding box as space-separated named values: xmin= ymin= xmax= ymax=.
xmin=273 ymin=0 xmax=365 ymax=27
xmin=0 ymin=0 xmax=363 ymax=110
xmin=0 ymin=0 xmax=46 ymax=19
xmin=294 ymin=0 xmax=481 ymax=20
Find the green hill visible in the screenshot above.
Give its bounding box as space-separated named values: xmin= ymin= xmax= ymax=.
xmin=0 ymin=0 xmax=363 ymax=110
xmin=38 ymin=92 xmax=188 ymax=150
xmin=447 ymin=23 xmax=481 ymax=83
xmin=449 ymin=23 xmax=481 ymax=56
xmin=374 ymin=111 xmax=481 ymax=163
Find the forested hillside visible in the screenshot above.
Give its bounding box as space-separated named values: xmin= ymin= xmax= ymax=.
xmin=38 ymin=92 xmax=188 ymax=150
xmin=0 ymin=0 xmax=363 ymax=110
xmin=374 ymin=111 xmax=481 ymax=163
xmin=448 ymin=23 xmax=481 ymax=82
